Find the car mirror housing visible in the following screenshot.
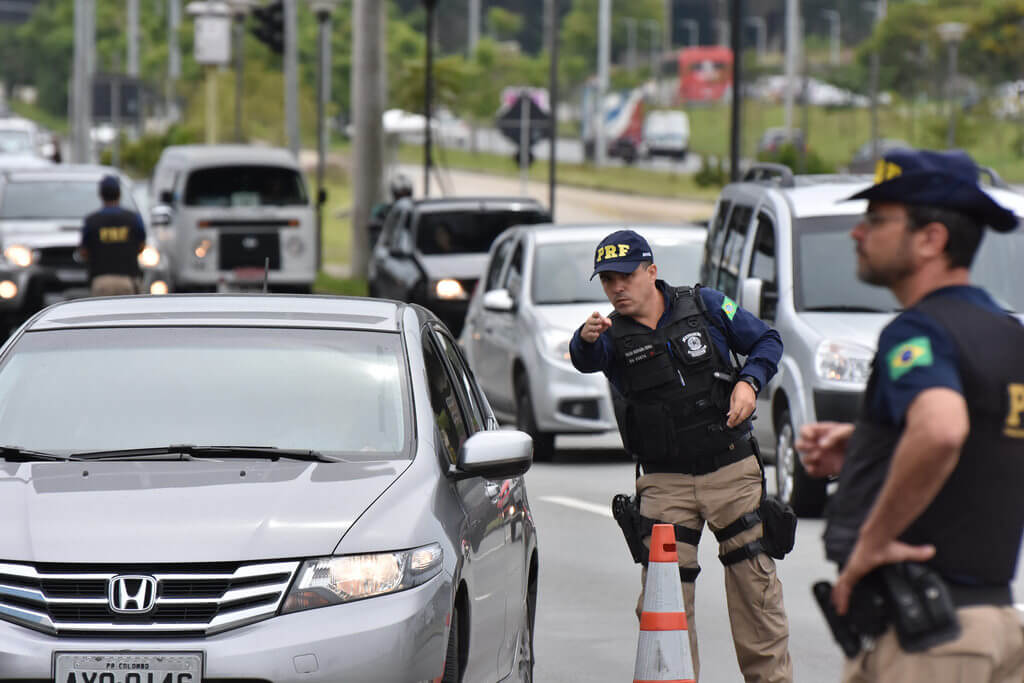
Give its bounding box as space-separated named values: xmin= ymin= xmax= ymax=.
xmin=740 ymin=277 xmax=764 ymax=319
xmin=482 ymin=289 xmax=515 ymax=313
xmin=158 ymin=190 xmax=175 ymax=206
xmin=453 ymin=430 xmax=532 ymax=480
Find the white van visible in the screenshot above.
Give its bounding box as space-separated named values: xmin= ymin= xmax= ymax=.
xmin=150 ymin=145 xmax=318 ymax=292
xmin=642 ymin=110 xmax=690 ymax=160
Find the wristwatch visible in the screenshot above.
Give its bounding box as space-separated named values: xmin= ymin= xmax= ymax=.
xmin=739 ymin=375 xmax=761 ymax=396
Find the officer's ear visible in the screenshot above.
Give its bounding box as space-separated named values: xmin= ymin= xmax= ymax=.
xmin=646 ymin=262 xmax=657 ymax=280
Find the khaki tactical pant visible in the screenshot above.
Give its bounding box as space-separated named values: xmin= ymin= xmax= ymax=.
xmin=636 ymin=454 xmax=793 ymax=683
xmin=91 ymin=275 xmax=139 ymax=297
xmin=842 ymin=606 xmax=1024 ymax=683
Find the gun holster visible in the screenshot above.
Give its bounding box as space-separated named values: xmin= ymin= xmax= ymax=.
xmin=813 ymin=562 xmax=961 ymax=659
xmin=612 ymin=493 xmax=648 ymax=564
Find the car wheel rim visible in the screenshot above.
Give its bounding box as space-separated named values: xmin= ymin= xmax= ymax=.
xmin=776 ymin=422 xmax=795 ymax=504
xmin=517 ymin=615 xmax=533 ymax=682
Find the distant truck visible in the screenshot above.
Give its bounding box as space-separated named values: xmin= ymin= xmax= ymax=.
xmin=581 ymin=85 xmax=646 ymax=164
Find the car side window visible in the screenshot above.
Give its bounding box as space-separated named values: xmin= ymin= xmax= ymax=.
xmin=750 ymin=213 xmax=778 ymax=322
xmin=434 ymin=328 xmax=486 ymax=433
xmin=503 ymin=241 xmax=525 ymax=299
xmin=714 ymin=204 xmax=753 ymax=298
xmin=486 ymin=236 xmax=516 ymax=292
xmin=703 ymin=199 xmax=732 ymax=283
xmin=422 ymin=333 xmax=470 ymax=465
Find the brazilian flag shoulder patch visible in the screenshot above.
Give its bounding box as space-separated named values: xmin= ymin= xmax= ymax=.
xmin=886 ymin=336 xmax=933 ymax=381
xmin=721 ymin=296 xmax=738 ymax=320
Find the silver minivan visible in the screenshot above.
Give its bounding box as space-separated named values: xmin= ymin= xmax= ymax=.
xmin=704 ymin=165 xmax=1024 ymax=515
xmin=150 ymin=145 xmax=318 ymax=292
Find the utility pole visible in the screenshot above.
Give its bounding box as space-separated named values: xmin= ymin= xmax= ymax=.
xmin=548 ymin=0 xmax=558 ymax=218
xmin=350 ymin=0 xmax=385 ymax=279
xmin=868 ymin=0 xmax=887 ymax=164
xmin=112 ymin=55 xmax=121 ymax=167
xmin=71 ymin=0 xmax=94 ymax=162
xmin=746 ymin=15 xmax=765 ymax=64
xmin=312 ymin=0 xmax=337 ymax=273
xmin=423 ymin=0 xmax=436 ymax=195
xmin=468 ymin=0 xmax=479 ymax=54
xmin=168 ymin=0 xmax=181 ymax=121
xmin=127 ymin=0 xmax=139 ymax=76
xmin=233 ymin=9 xmax=244 ymax=141
xmin=595 ymin=0 xmax=610 ymax=167
xmin=783 ymin=0 xmax=799 ymax=135
xmin=664 ymin=0 xmax=672 ymax=53
xmin=680 ymin=18 xmax=697 ymax=47
xmin=624 ymin=17 xmax=638 ymax=73
xmin=284 ymin=0 xmax=299 ymax=156
xmin=730 ymin=0 xmax=743 ymax=181
xmin=821 ymin=9 xmax=840 ymax=67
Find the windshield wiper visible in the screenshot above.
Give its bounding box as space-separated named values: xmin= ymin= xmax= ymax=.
xmin=72 ymin=445 xmax=343 ymax=462
xmin=802 ymin=305 xmax=893 ymax=313
xmin=0 ymin=446 xmax=78 ymax=462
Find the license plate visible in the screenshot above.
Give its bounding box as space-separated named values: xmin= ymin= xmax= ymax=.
xmin=54 ymin=652 xmax=202 ymax=683
xmin=232 ymin=267 xmax=266 ymax=282
xmin=56 ymin=269 xmax=88 ymax=283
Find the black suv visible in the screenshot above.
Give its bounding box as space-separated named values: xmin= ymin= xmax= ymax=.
xmin=368 ymin=196 xmax=550 ymax=335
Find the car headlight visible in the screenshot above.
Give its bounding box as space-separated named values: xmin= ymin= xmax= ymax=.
xmin=541 ymin=329 xmax=572 ymax=363
xmin=814 ymin=340 xmax=873 ymax=384
xmin=3 ymin=245 xmax=32 ymax=268
xmin=434 ymin=279 xmax=466 ymax=300
xmin=280 ymin=543 xmax=443 ymax=614
xmin=138 ymin=245 xmax=161 ymax=268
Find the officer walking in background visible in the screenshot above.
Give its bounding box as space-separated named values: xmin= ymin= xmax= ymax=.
xmin=79 ymin=175 xmax=146 ymax=296
xmin=798 ymin=149 xmax=1024 ymax=682
xmin=570 ymin=229 xmax=793 ymax=682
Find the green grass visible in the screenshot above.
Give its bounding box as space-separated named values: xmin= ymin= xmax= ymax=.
xmin=313 ymin=272 xmax=367 ymax=296
xmin=9 ymin=100 xmax=68 ymax=135
xmin=400 ymin=143 xmax=723 ymax=202
xmin=320 ymin=171 xmax=353 ymax=267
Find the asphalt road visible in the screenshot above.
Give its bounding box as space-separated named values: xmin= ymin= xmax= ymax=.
xmin=526 ymin=434 xmax=1024 ymax=682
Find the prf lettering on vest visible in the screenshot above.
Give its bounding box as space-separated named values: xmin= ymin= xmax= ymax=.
xmin=99 ymin=226 xmax=131 ymax=243
xmin=595 ymin=244 xmax=630 ymax=262
xmin=1006 ymin=383 xmax=1024 ymax=439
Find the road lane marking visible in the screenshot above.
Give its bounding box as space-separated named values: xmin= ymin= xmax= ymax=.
xmin=539 ymin=495 xmax=613 ymax=518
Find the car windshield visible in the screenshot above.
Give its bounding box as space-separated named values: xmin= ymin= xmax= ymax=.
xmin=532 ymin=235 xmax=705 ymax=304
xmin=0 ymin=129 xmax=32 ymax=154
xmin=416 ymin=209 xmax=549 ymax=255
xmin=0 ymin=180 xmax=139 ymax=220
xmin=0 ymin=327 xmax=410 ymax=457
xmin=794 ymin=215 xmax=1024 ymax=313
xmin=183 ymin=165 xmax=308 ymax=207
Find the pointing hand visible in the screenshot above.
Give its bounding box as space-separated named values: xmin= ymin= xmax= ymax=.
xmin=580 ymin=311 xmax=612 ymax=343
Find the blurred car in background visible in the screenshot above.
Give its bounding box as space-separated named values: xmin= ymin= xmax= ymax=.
xmin=368 ymin=196 xmax=550 ymax=336
xmin=642 ymin=110 xmax=690 ymax=160
xmin=0 ymin=294 xmax=537 ymax=683
xmin=459 ymin=223 xmax=707 ymax=461
xmin=0 ymin=116 xmax=43 ymax=158
xmin=703 ymin=163 xmax=1024 ymax=516
xmin=846 ymin=139 xmax=911 ymax=174
xmin=755 ymin=127 xmax=806 ymax=157
xmin=0 ymin=164 xmax=169 ymax=327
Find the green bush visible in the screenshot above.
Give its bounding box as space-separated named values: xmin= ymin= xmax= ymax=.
xmin=100 ymin=125 xmax=202 ymax=177
xmin=756 ymin=143 xmax=835 ymax=174
xmin=694 ymin=155 xmax=729 ymax=188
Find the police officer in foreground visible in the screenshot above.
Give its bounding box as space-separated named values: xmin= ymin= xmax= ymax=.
xmin=79 ymin=175 xmax=146 ymax=296
xmin=797 ymin=149 xmax=1024 ymax=681
xmin=570 ymin=230 xmax=793 ymax=682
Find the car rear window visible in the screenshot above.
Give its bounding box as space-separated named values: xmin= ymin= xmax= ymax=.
xmin=0 ymin=327 xmax=411 ymax=458
xmin=416 ymin=209 xmax=549 ymax=255
xmin=183 ymin=165 xmax=308 ymax=207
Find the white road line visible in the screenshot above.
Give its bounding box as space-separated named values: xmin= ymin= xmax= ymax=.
xmin=539 ymin=495 xmax=613 ymax=519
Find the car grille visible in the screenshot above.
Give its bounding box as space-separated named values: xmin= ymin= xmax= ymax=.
xmin=34 ymin=246 xmax=80 ymax=268
xmin=219 ymin=233 xmax=281 ymax=270
xmin=0 ymin=560 xmax=299 ymax=637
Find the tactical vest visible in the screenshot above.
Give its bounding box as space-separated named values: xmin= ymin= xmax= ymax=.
xmin=609 ymin=285 xmax=750 ymax=471
xmin=825 ymin=295 xmax=1024 ymax=589
xmin=84 ymin=208 xmax=143 ymax=280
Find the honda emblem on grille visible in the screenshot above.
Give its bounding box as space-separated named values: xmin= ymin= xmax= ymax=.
xmin=108 ymin=575 xmax=158 ymax=613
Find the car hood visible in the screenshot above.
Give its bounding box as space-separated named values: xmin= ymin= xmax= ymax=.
xmin=798 ymin=312 xmax=896 ymax=349
xmin=0 ymin=220 xmax=83 ymax=240
xmin=419 ymin=253 xmax=489 ymax=281
xmin=534 ymin=302 xmax=608 ymax=336
xmin=0 ymin=459 xmax=410 ymax=563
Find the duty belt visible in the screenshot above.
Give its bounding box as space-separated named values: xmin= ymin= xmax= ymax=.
xmin=641 ymin=437 xmax=755 ymax=475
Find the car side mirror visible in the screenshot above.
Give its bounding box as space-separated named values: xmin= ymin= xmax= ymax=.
xmin=482 ymin=288 xmax=515 ymax=313
xmin=741 ymin=277 xmax=764 ymax=319
xmin=158 ymin=190 xmax=175 ymax=206
xmin=453 ymin=430 xmax=532 ymax=480
xmin=317 ymin=188 xmax=328 ymax=205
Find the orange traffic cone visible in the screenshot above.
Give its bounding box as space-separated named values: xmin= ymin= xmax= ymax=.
xmin=633 ymin=523 xmax=696 ymax=683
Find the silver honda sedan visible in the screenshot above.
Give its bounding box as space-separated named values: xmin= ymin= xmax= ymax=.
xmin=459 ymin=223 xmax=707 ymax=460
xmin=0 ymin=295 xmax=536 ymax=683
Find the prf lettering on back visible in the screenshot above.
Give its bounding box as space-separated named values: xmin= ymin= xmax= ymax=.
xmin=595 ymin=244 xmax=629 ymax=262
xmin=99 ymin=226 xmax=131 ymax=243
xmin=1005 ymin=383 xmax=1024 ymax=438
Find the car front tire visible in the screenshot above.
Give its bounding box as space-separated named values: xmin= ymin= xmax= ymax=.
xmin=442 ymin=607 xmax=460 ymax=683
xmin=775 ymin=409 xmax=827 ymax=517
xmin=515 ymin=373 xmax=555 ymax=462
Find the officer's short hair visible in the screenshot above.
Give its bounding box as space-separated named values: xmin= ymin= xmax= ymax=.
xmin=99 ymin=175 xmax=121 ymax=202
xmin=905 ymin=205 xmax=984 ymax=270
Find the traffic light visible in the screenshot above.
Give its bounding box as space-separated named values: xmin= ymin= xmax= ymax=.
xmin=250 ymin=0 xmax=284 ymax=55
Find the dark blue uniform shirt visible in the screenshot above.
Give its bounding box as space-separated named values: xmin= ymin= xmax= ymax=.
xmin=569 ymin=281 xmax=783 ymax=397
xmin=867 ymin=285 xmax=1015 ymax=426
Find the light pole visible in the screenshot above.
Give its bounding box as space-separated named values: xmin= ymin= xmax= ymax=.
xmin=624 ymin=17 xmax=638 ymax=73
xmin=644 ymin=19 xmax=660 ymax=79
xmin=680 ymin=18 xmax=698 ymax=47
xmin=422 ymin=0 xmax=437 ymax=196
xmin=821 ymin=9 xmax=840 ymax=67
xmin=864 ymin=0 xmax=887 ymax=165
xmin=745 ymin=15 xmax=765 ymax=63
xmin=716 ymin=19 xmax=729 ymax=46
xmin=311 ymin=0 xmax=337 ymax=272
xmin=937 ymin=21 xmax=967 ymax=149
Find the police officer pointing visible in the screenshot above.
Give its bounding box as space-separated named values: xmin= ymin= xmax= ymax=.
xmin=570 ymin=230 xmax=793 ymax=682
xmin=798 ymin=149 xmax=1024 ymax=681
xmin=79 ymin=175 xmax=146 ymax=296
